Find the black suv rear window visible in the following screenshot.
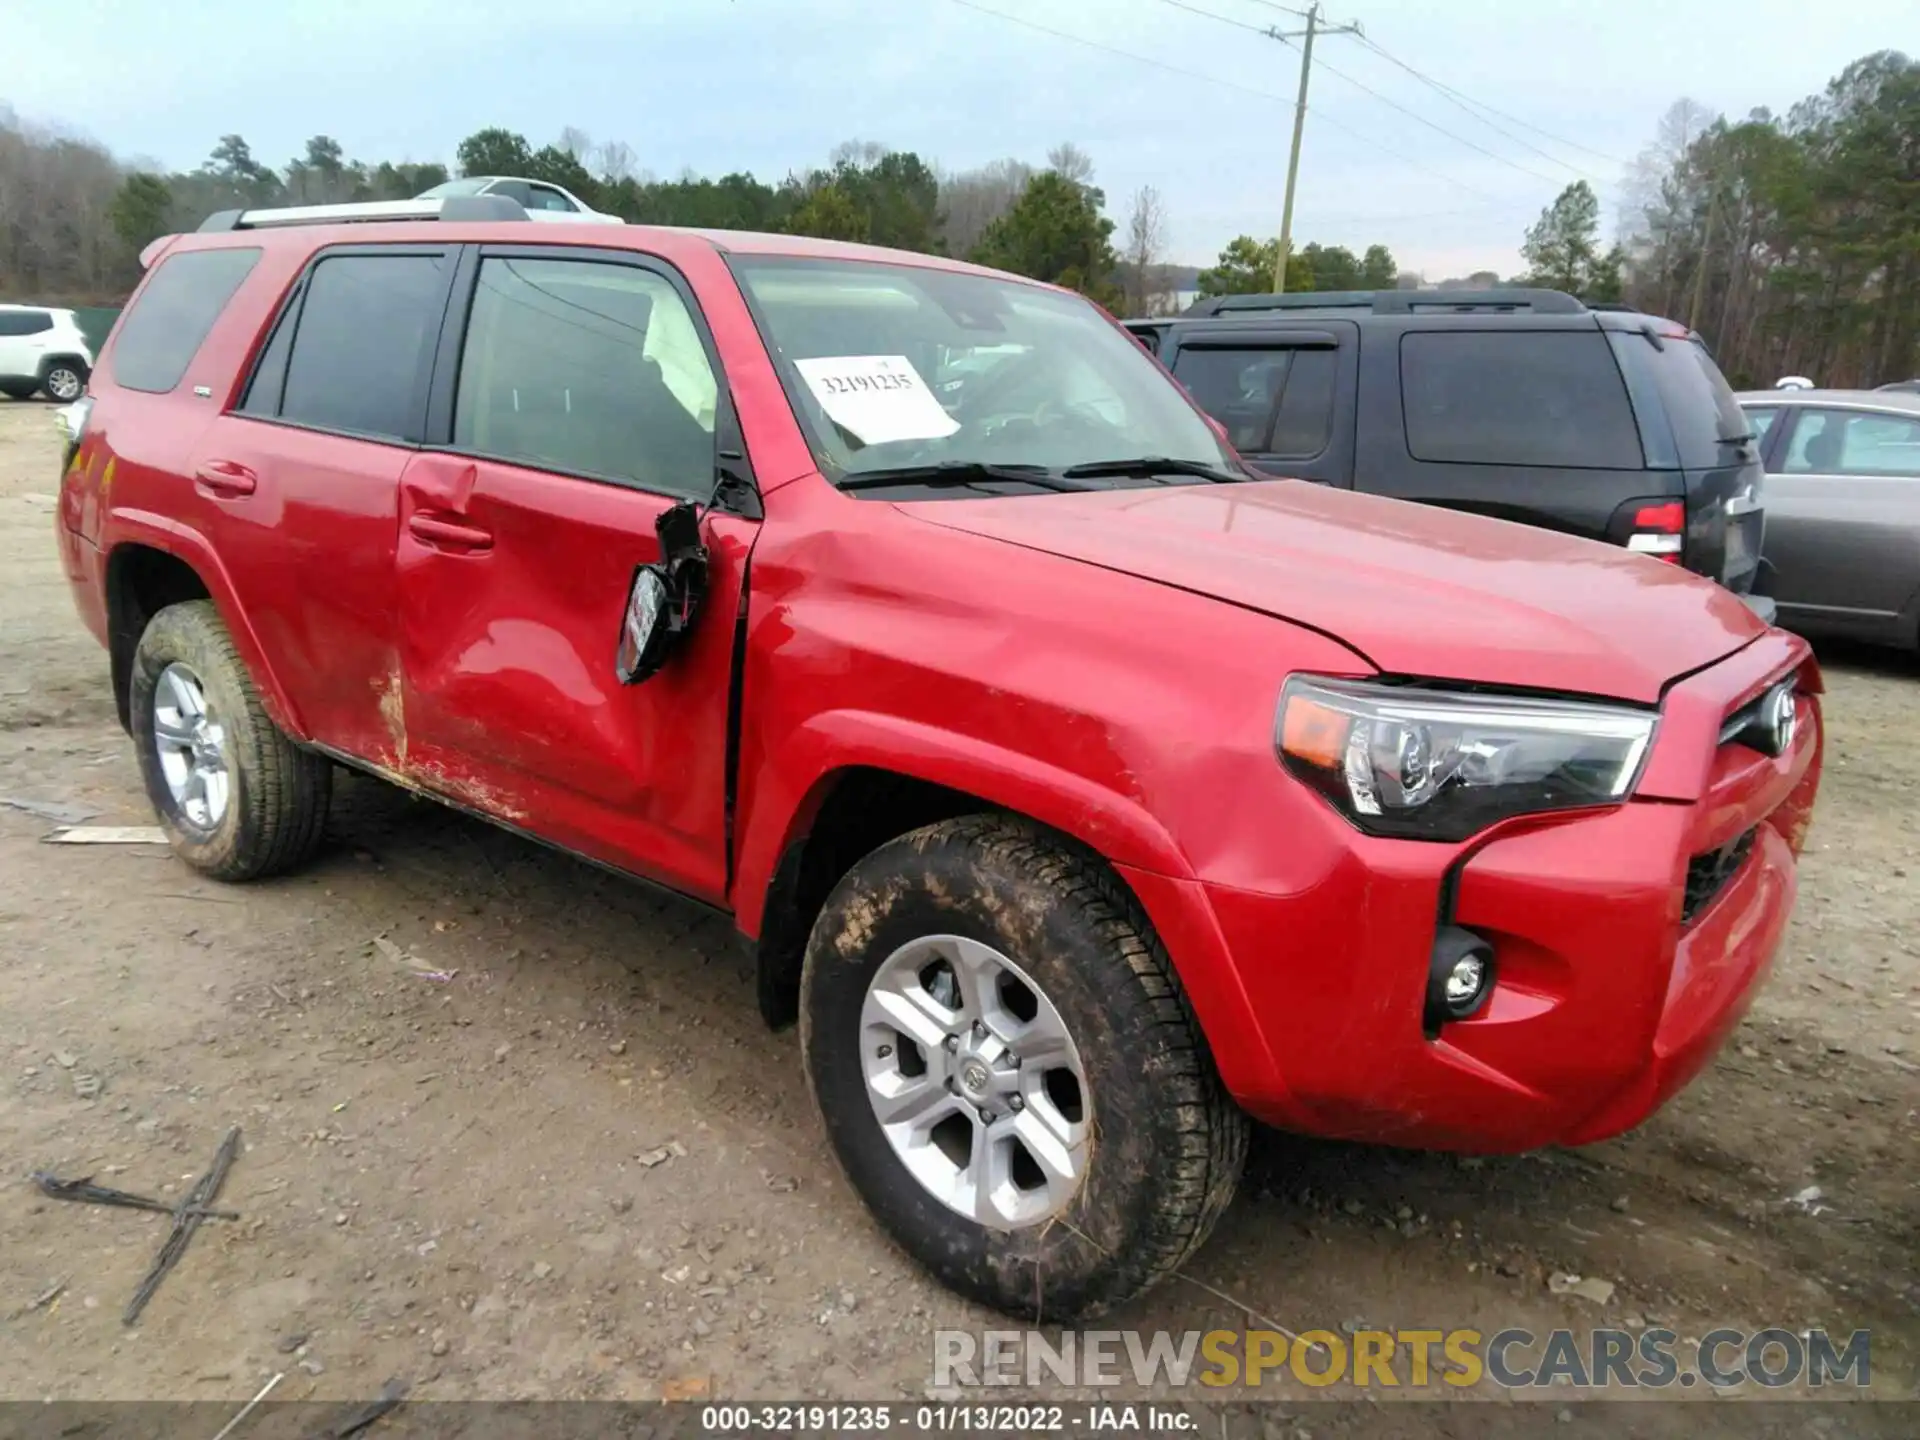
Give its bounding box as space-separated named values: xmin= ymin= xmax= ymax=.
xmin=1400 ymin=330 xmax=1642 ymax=470
xmin=110 ymin=248 xmax=261 ymax=393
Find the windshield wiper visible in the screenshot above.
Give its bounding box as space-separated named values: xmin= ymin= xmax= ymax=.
xmin=837 ymin=462 xmax=1099 ymax=494
xmin=1059 ymin=456 xmax=1245 ymax=484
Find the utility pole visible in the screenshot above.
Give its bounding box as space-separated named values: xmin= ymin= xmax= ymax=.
xmin=1270 ymin=4 xmax=1362 ymax=293
xmin=1687 ymin=188 xmax=1717 ymax=334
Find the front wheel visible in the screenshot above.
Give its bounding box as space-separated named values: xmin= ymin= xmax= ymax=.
xmin=130 ymin=600 xmax=332 ymax=879
xmin=800 ymin=816 xmax=1246 ymax=1320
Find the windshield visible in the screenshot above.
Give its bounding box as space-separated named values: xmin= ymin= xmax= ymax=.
xmin=417 ymin=179 xmax=491 ymax=198
xmin=730 ymin=257 xmax=1234 ymax=487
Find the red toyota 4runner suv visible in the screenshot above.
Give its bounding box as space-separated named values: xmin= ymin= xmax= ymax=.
xmin=56 ymin=198 xmax=1823 ymax=1320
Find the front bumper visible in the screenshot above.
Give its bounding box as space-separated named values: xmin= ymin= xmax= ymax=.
xmin=1124 ymin=631 xmax=1822 ymax=1153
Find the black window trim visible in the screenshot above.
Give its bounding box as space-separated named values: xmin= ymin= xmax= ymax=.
xmin=229 ymin=241 xmax=461 ymax=449
xmin=420 ymin=242 xmax=759 ymax=511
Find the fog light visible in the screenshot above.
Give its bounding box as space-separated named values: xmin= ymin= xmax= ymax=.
xmin=1426 ymin=925 xmax=1495 ymax=1031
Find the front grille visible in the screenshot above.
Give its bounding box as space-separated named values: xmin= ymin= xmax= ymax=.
xmin=1683 ymin=828 xmax=1756 ymax=925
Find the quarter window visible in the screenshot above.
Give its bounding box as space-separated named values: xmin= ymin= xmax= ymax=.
xmin=526 ymin=185 xmax=579 ymax=213
xmin=453 ymin=256 xmax=719 ymax=497
xmin=1400 ymin=330 xmax=1643 ymax=469
xmin=110 ymin=248 xmax=261 ymax=393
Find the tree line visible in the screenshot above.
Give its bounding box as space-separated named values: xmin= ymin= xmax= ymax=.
xmin=0 ymin=108 xmax=1410 ymax=317
xmin=1498 ymin=49 xmax=1917 ymax=388
xmin=1619 ymin=49 xmax=1918 ymax=388
xmin=0 ymin=114 xmax=1170 ymax=312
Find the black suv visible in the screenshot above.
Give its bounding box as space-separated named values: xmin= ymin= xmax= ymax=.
xmin=1127 ymin=289 xmax=1765 ymax=595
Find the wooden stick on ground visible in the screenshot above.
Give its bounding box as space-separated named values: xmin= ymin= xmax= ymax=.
xmin=123 ymin=1125 xmax=241 ymax=1326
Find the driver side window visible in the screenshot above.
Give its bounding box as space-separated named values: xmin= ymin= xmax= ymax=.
xmin=453 ymin=255 xmax=719 ymax=498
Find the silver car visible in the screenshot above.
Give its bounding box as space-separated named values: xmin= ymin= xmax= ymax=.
xmin=1736 ymin=388 xmax=1920 ymax=654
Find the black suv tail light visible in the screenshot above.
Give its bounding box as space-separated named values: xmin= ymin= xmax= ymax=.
xmin=1627 ymin=501 xmax=1684 ymax=562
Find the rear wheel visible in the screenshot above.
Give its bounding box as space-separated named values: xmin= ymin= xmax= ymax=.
xmin=0 ymin=380 xmax=35 ymax=401
xmin=130 ymin=600 xmax=331 ymax=879
xmin=40 ymin=362 xmax=86 ymax=402
xmin=800 ymin=815 xmax=1246 ymax=1320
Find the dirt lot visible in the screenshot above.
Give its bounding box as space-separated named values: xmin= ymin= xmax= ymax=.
xmin=0 ymin=399 xmax=1913 ymax=1424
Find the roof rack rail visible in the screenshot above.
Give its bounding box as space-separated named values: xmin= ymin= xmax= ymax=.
xmin=1183 ymin=287 xmax=1587 ymax=318
xmin=197 ymin=195 xmax=528 ymax=232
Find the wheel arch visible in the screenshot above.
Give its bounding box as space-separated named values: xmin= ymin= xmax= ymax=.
xmin=104 ymin=530 xmax=305 ymax=739
xmin=737 ymin=712 xmax=1194 ymax=1029
xmin=38 ymin=352 xmax=91 ymax=383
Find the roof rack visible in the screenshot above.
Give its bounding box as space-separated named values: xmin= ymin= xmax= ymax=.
xmin=197 ymin=195 xmax=528 ymax=232
xmin=1183 ymin=287 xmax=1587 ymax=318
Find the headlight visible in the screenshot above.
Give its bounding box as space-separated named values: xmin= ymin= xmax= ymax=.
xmin=1277 ymin=676 xmax=1657 ymax=842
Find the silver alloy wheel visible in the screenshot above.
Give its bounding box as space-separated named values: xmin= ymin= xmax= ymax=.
xmin=860 ymin=934 xmax=1090 ymax=1229
xmin=152 ymin=662 xmax=231 ymax=831
xmin=45 ymin=367 xmax=83 ymax=401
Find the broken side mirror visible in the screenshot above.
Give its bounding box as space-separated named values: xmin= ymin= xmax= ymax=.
xmin=616 ymin=501 xmax=707 ymax=685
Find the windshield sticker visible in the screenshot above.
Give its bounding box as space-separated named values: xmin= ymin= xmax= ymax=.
xmin=795 ymin=355 xmax=960 ymax=446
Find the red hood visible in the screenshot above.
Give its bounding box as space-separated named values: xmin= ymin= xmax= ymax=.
xmin=902 ymin=480 xmax=1766 ymax=703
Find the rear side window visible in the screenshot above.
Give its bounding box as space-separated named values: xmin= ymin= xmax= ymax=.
xmin=1632 ymin=336 xmax=1751 ymax=466
xmin=1400 ymin=330 xmax=1642 ymax=469
xmin=0 ymin=310 xmax=53 ymax=337
xmin=1172 ymin=347 xmax=1292 ymax=451
xmin=109 ymin=248 xmax=261 ymax=393
xmin=272 ymin=253 xmax=447 ymax=441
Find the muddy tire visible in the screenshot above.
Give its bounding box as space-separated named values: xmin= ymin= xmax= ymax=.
xmin=800 ymin=815 xmax=1246 ymax=1320
xmin=130 ymin=600 xmax=331 ymax=880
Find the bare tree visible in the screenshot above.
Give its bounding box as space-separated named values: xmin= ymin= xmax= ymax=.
xmin=830 ymin=139 xmax=888 ymax=169
xmin=0 ymin=109 xmax=134 ymax=303
xmin=1121 ymin=184 xmax=1168 ymax=316
xmin=937 ymin=157 xmax=1034 ymax=258
xmin=557 ymin=126 xmax=593 ymax=163
xmin=1045 ymin=142 xmax=1094 ymax=186
xmin=593 ymin=139 xmax=637 ymax=183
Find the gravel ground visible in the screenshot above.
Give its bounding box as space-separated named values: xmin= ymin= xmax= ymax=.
xmin=0 ymin=398 xmax=1913 ymax=1429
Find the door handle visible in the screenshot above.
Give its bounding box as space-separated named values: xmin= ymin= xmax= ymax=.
xmin=194 ymin=460 xmax=257 ymax=497
xmin=407 ymin=513 xmax=493 ymax=552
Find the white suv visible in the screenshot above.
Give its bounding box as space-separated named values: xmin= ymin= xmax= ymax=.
xmin=416 ymin=176 xmax=622 ymax=225
xmin=0 ymin=305 xmax=93 ymax=401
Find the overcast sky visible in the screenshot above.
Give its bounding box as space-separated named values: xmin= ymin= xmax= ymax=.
xmin=7 ymin=0 xmax=1911 ymax=277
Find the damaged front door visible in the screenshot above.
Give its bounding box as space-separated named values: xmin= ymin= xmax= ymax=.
xmin=392 ymin=248 xmax=756 ymax=904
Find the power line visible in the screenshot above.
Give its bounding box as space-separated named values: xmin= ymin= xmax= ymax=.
xmin=1156 ymin=0 xmax=1272 ymax=35
xmin=1232 ymin=0 xmax=1316 ymax=16
xmin=942 ymin=0 xmax=1512 ymax=207
xmin=1351 ymin=33 xmax=1629 ymax=170
xmin=1161 ymin=0 xmax=1584 ymax=187
xmin=944 ymin=0 xmax=1295 ymax=105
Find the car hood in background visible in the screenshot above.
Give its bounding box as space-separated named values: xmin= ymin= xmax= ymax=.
xmin=902 ymin=480 xmax=1766 ymax=704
